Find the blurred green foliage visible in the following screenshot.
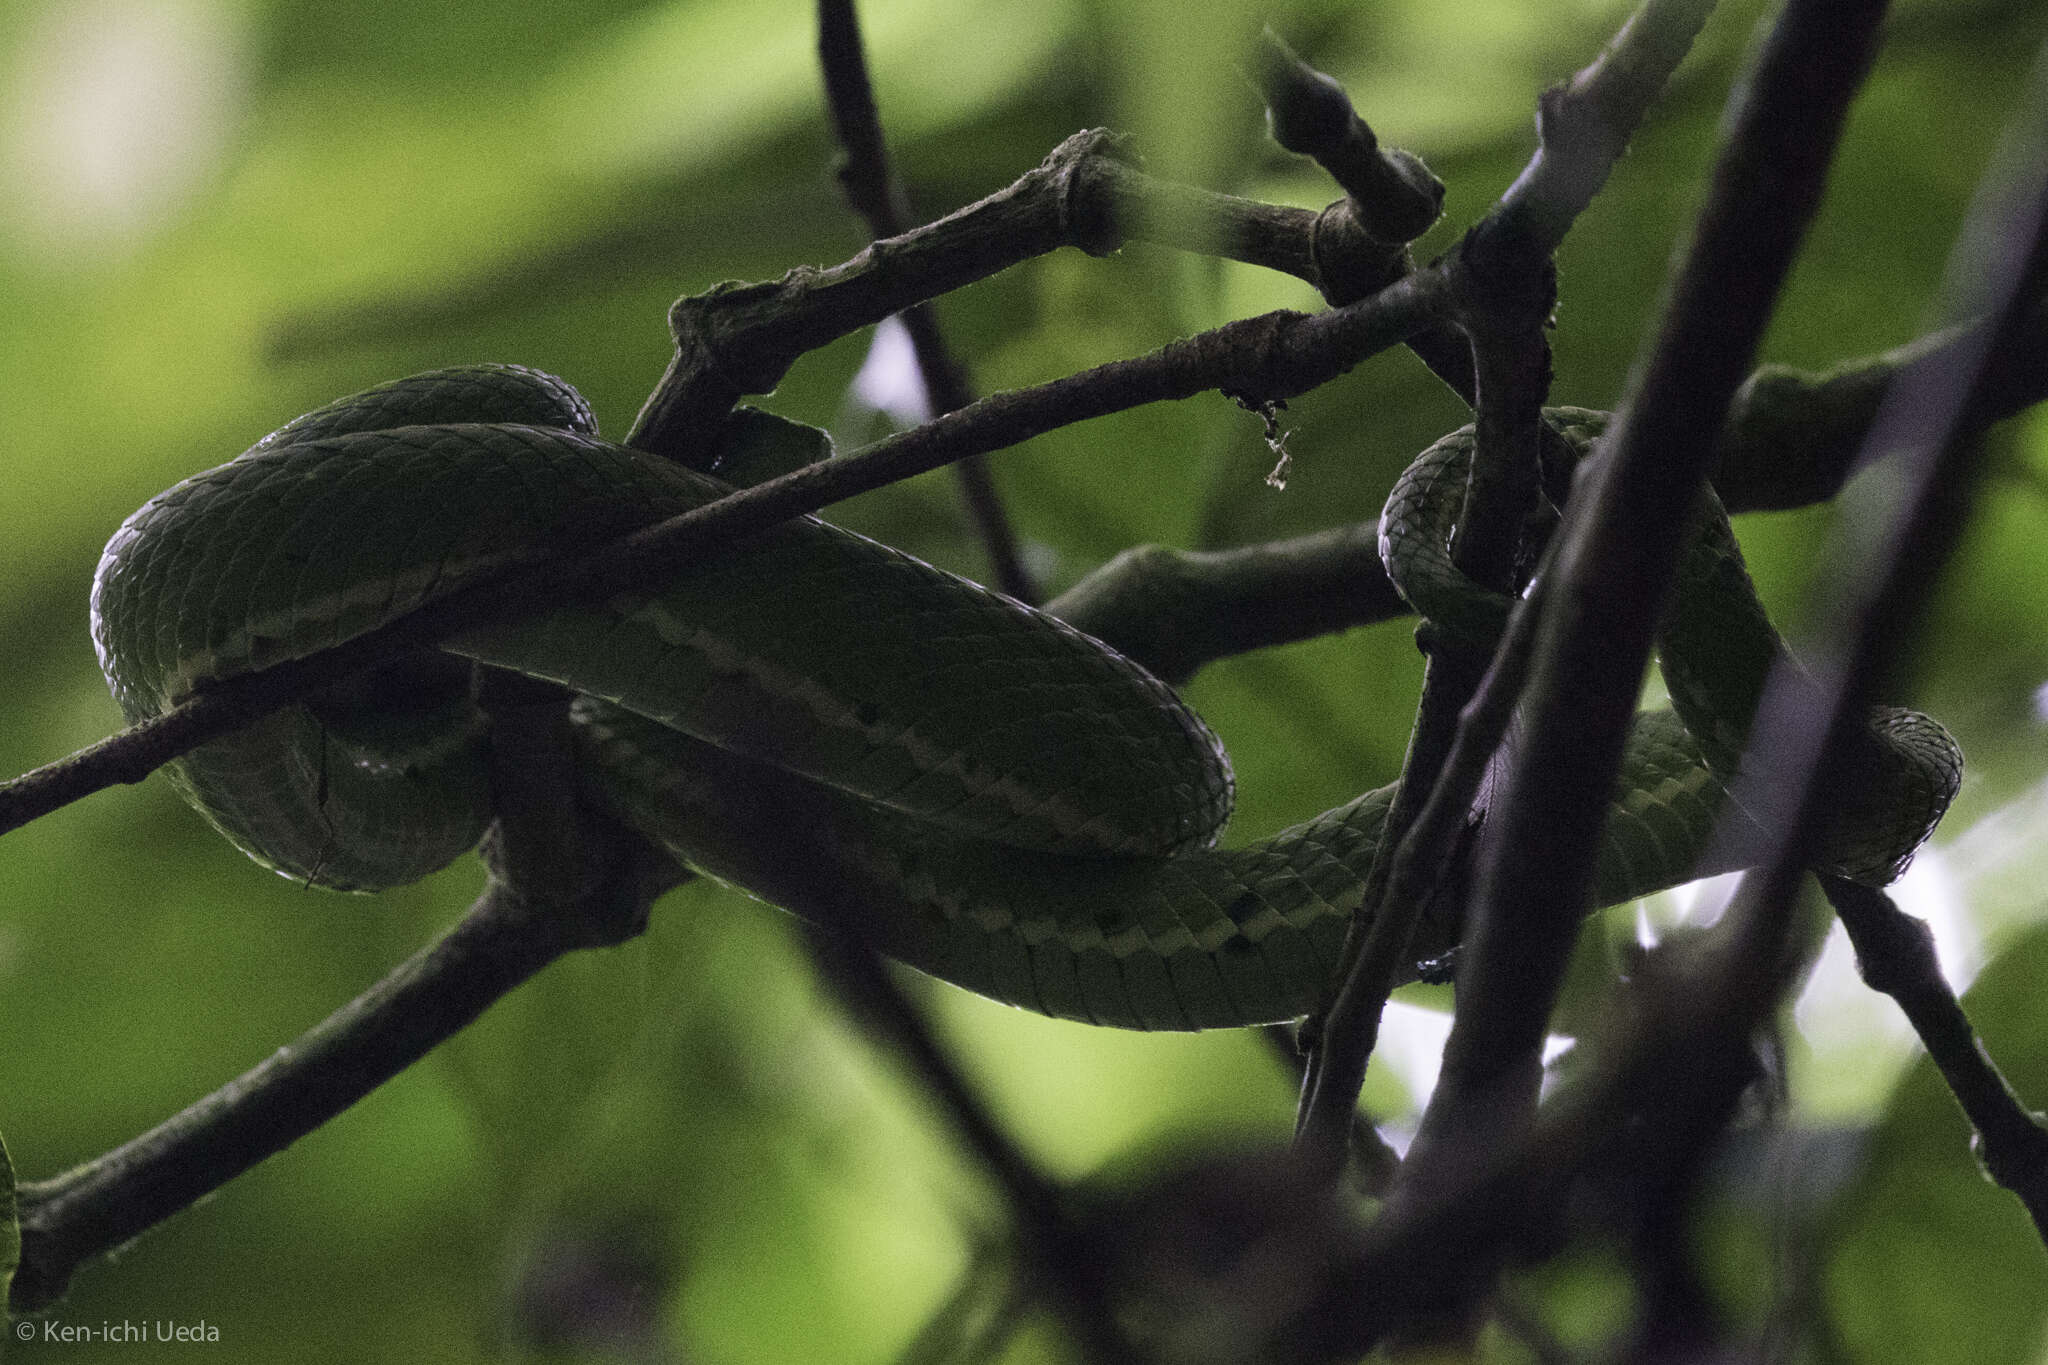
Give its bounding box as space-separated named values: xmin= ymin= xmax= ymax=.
xmin=2 ymin=0 xmax=2046 ymax=1360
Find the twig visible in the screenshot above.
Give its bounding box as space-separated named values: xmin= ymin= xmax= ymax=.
xmin=1821 ymin=877 xmax=2048 ymax=1239
xmin=815 ymin=0 xmax=1034 ymax=602
xmin=1262 ymin=1027 xmax=1401 ymax=1196
xmin=1397 ymin=0 xmax=1888 ymax=1219
xmin=1491 ymin=0 xmax=1721 ymax=253
xmin=805 ymin=930 xmax=1137 ymax=1362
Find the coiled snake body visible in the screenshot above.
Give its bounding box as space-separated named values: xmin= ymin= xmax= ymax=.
xmin=92 ymin=367 xmax=1961 ymax=1029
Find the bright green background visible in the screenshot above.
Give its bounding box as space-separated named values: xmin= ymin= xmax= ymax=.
xmin=3 ymin=1 xmax=2047 ymax=1360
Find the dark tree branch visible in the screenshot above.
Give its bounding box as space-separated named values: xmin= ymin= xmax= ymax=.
xmin=803 ymin=929 xmax=1136 ymax=1362
xmin=1398 ymin=0 xmax=1889 ymax=1231
xmin=815 ymin=0 xmax=1034 ymax=602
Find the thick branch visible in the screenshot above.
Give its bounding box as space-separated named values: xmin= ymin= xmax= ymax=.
xmin=1042 ymin=525 xmax=1405 ymax=684
xmin=1717 ymin=300 xmax=2048 ymax=509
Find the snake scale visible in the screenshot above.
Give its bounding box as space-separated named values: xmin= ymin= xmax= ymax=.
xmin=91 ymin=367 xmax=1962 ymax=1030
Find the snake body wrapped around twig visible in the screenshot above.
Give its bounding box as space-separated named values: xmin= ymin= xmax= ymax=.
xmin=91 ymin=368 xmax=1961 ymax=1029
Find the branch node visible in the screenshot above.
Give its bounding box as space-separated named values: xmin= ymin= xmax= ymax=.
xmin=1053 ymin=129 xmax=1131 ymax=257
xmin=1309 ymin=198 xmax=1411 ymax=306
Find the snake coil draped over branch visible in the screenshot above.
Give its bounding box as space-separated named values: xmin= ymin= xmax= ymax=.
xmin=91 ymin=368 xmax=1962 ymax=1030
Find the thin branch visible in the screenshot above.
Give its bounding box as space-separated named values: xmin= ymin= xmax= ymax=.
xmin=1822 ymin=877 xmax=2048 ymax=1238
xmin=1398 ymin=0 xmax=1889 ymax=1215
xmin=804 ymin=930 xmax=1136 ymax=1362
xmin=815 ymin=0 xmax=1034 ymax=602
xmin=1263 ymin=1027 xmax=1401 ymax=1197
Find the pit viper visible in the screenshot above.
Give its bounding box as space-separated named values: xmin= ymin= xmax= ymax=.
xmin=91 ymin=366 xmax=1961 ymax=1029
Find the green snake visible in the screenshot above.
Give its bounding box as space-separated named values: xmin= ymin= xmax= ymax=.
xmin=91 ymin=367 xmax=1962 ymax=1030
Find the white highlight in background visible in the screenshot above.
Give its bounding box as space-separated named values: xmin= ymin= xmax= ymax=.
xmin=3 ymin=0 xmax=245 ymax=255
xmin=848 ymin=315 xmax=933 ymax=427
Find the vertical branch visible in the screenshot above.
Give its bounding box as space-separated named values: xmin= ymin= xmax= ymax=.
xmin=1294 ymin=320 xmax=1548 ymax=1174
xmin=1290 ymin=0 xmax=1712 ymax=1178
xmin=816 ymin=0 xmax=1036 ymax=602
xmin=1399 ymin=0 xmax=1891 ymax=1213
